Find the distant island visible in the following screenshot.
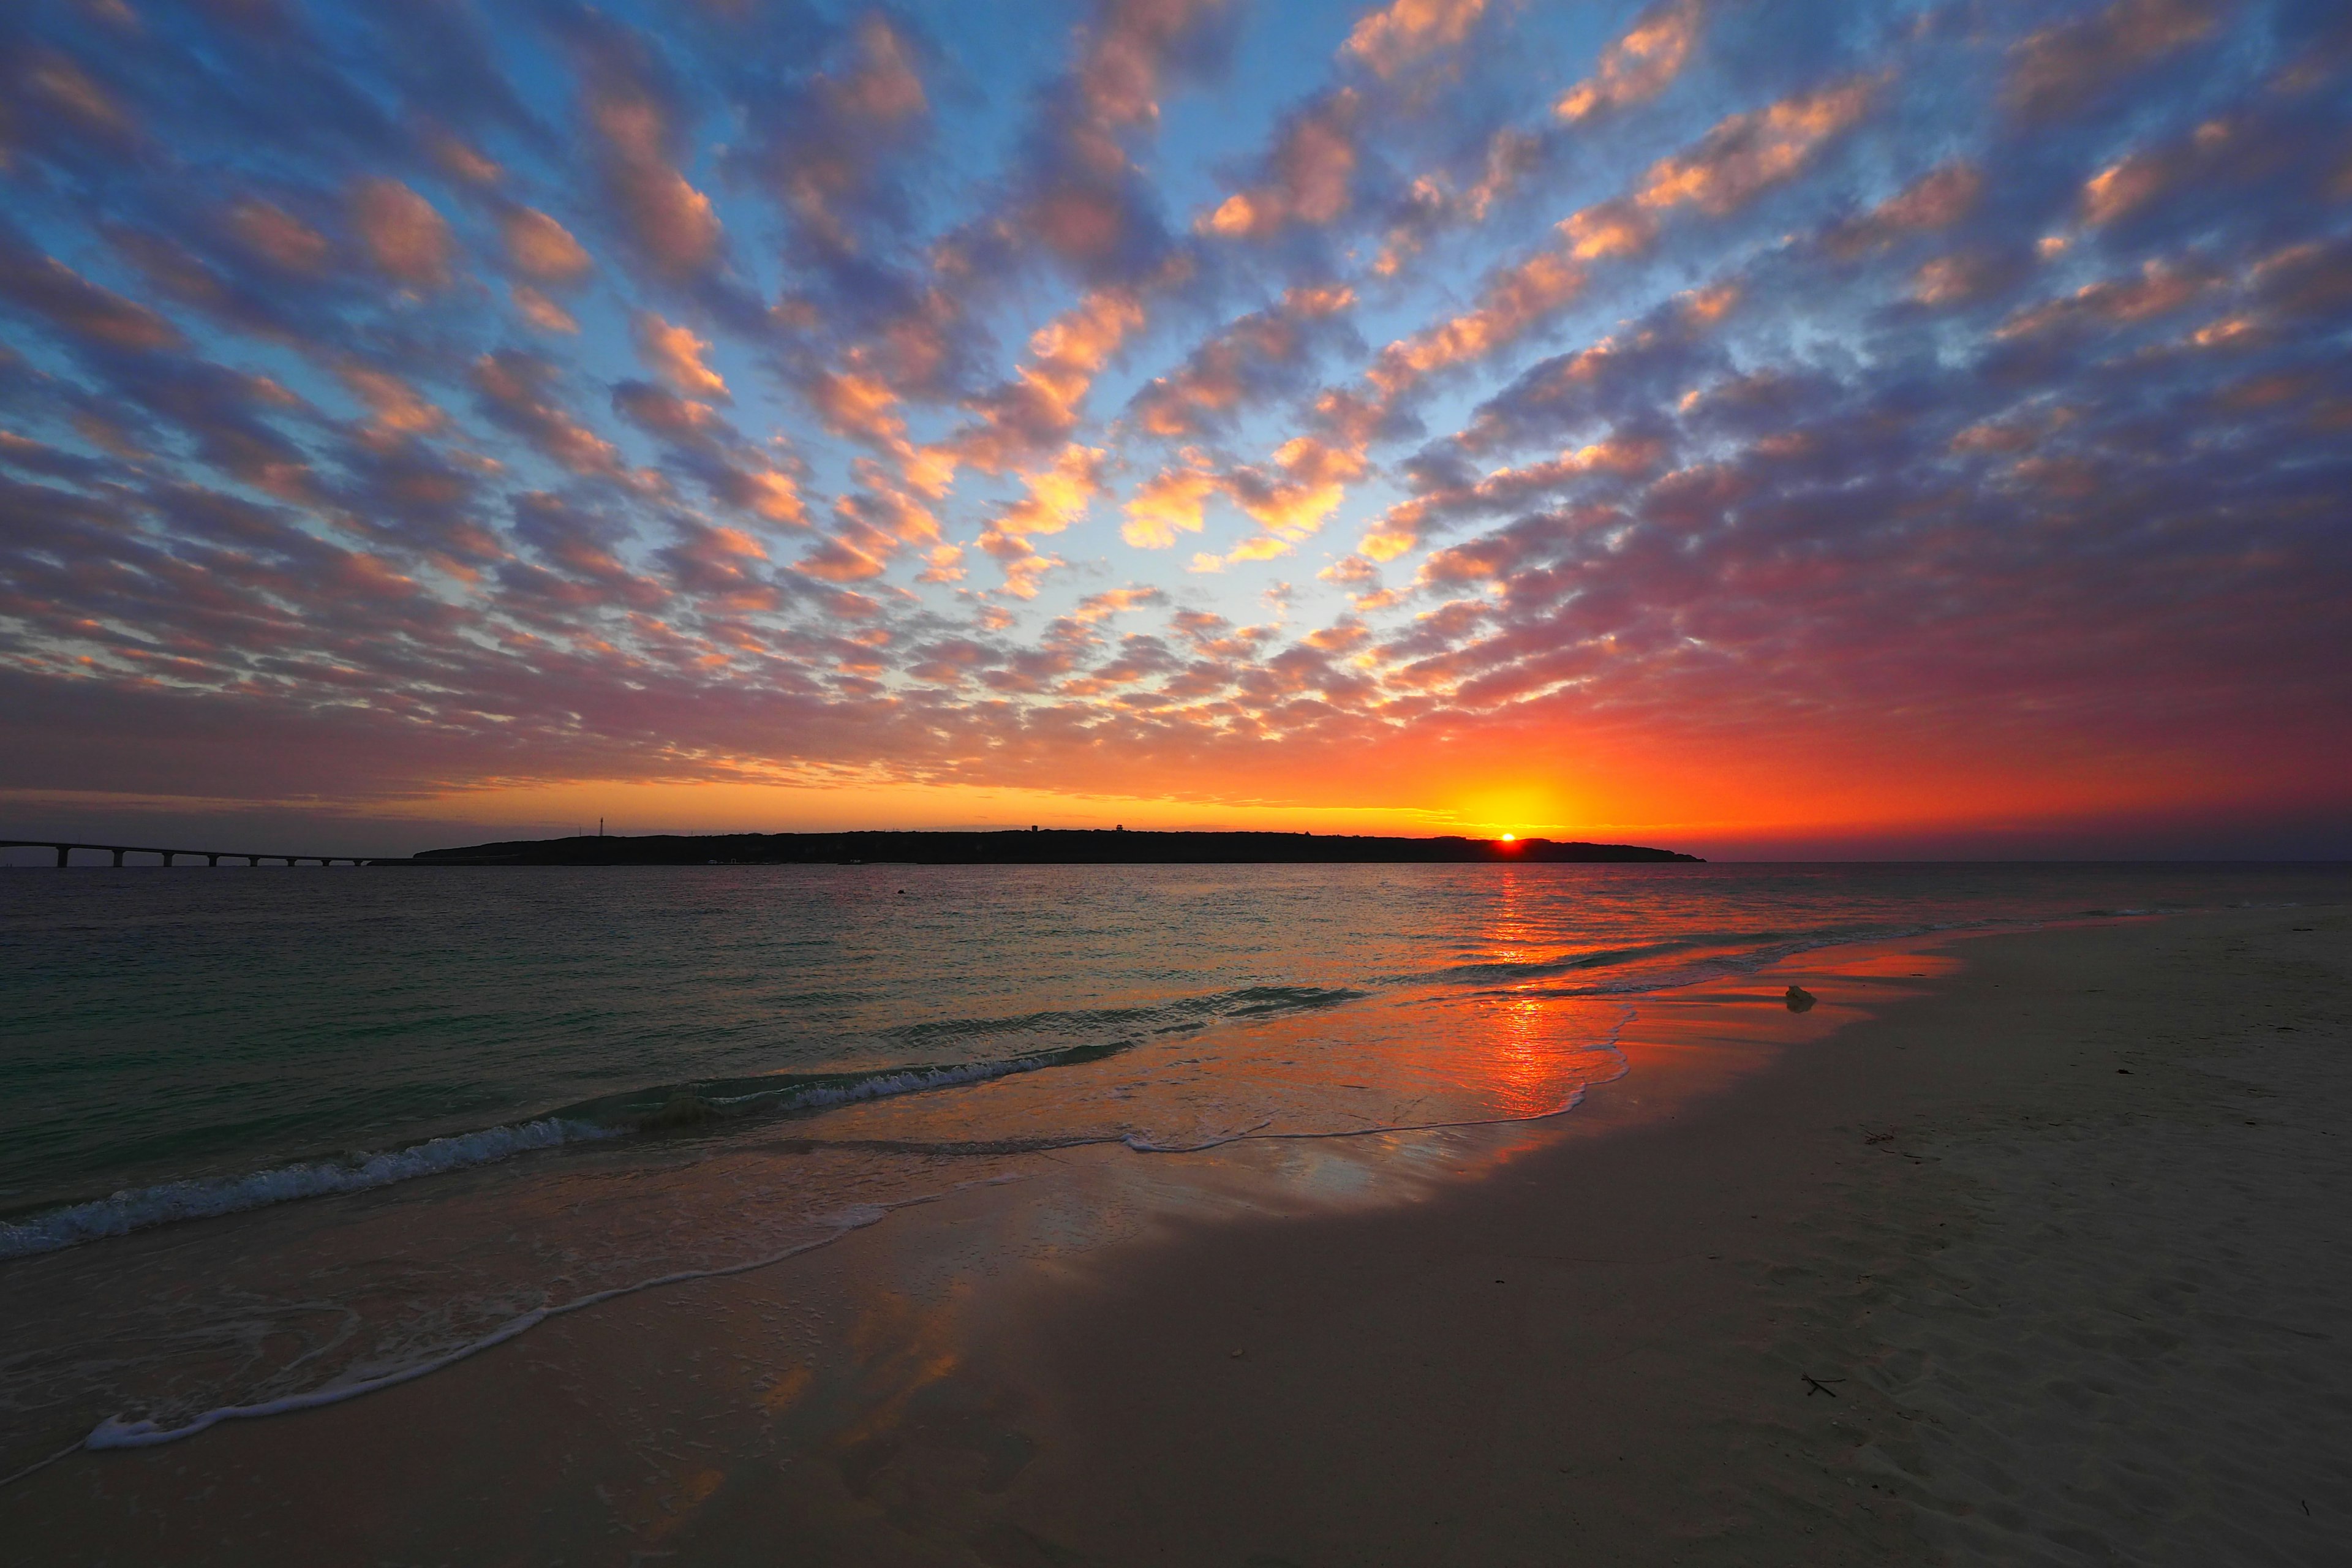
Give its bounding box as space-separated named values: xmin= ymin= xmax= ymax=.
xmin=386 ymin=829 xmax=1703 ymax=867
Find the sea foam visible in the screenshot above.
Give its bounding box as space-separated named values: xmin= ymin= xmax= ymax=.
xmin=0 ymin=1117 xmax=619 ymax=1261
xmin=83 ymin=1197 xmax=908 ymax=1449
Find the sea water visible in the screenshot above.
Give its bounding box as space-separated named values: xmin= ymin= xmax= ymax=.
xmin=0 ymin=860 xmax=2342 ymax=1461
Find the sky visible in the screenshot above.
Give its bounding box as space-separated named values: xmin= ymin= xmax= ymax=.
xmin=1 ymin=0 xmax=2348 ymax=860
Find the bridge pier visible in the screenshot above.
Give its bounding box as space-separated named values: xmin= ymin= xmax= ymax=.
xmin=4 ymin=838 xmax=356 ymax=869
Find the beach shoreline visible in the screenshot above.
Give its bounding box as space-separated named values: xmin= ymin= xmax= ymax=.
xmin=4 ymin=907 xmax=2345 ymax=1564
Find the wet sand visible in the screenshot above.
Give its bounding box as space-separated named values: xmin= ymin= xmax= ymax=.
xmin=4 ymin=908 xmax=2346 ymax=1565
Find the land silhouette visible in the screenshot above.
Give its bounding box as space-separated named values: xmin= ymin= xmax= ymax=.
xmin=387 ymin=829 xmax=1702 ymax=867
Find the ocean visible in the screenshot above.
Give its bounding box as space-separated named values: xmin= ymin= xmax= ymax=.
xmin=1 ymin=860 xmax=2343 ymax=1463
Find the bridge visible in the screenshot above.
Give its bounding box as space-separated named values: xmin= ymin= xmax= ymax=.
xmin=1 ymin=839 xmax=372 ymax=868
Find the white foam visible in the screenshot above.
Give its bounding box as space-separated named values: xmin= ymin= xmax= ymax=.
xmin=83 ymin=1194 xmax=924 ymax=1450
xmin=778 ymin=1055 xmax=1049 ymax=1110
xmin=0 ymin=1118 xmax=620 ymax=1261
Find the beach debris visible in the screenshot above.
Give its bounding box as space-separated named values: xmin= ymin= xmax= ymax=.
xmin=1785 ymin=985 xmax=1817 ymax=1012
xmin=1803 ymin=1376 xmax=1845 ymax=1398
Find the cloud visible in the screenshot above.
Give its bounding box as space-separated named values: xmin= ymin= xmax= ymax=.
xmin=1344 ymin=0 xmax=1489 ymax=78
xmin=472 ymin=351 xmax=629 ymax=478
xmin=0 ymin=230 xmax=181 ymax=351
xmin=1561 ymin=198 xmax=1659 ymax=262
xmin=227 ymin=199 xmax=334 ymax=275
xmin=633 ymin=312 xmax=729 ymax=401
xmin=1370 ymin=249 xmax=1588 ymax=394
xmin=1126 ymin=283 xmax=1354 ymax=438
xmin=502 ymin=207 xmax=593 ymax=282
xmin=982 ymin=443 xmax=1109 ymax=552
xmin=1076 ymin=0 xmax=1233 ymax=127
xmin=338 ymin=362 xmax=447 ymax=445
xmin=1822 ymin=162 xmax=1981 ymax=257
xmin=1997 ymin=257 xmax=2212 ymax=338
xmin=569 ymin=17 xmax=724 ymax=278
xmin=1122 ymin=456 xmax=1222 ymax=547
xmin=2004 ymin=0 xmax=2218 ymax=121
xmin=1197 ymin=93 xmax=1359 ymax=240
xmin=4 ymin=0 xmax=2347 ymax=843
xmin=951 ymin=284 xmax=1152 ymax=473
xmin=6 ymin=44 xmax=139 ymax=157
xmin=1556 ymin=0 xmax=1704 ymax=123
xmin=1636 ymin=75 xmax=1877 ymax=216
xmin=349 ymin=179 xmax=454 ymax=288
xmin=511 ymin=284 xmax=579 ymax=334
xmin=1074 ymin=585 xmax=1167 ymax=622
xmin=1365 ymin=434 xmax=1667 ymax=560
xmin=733 ymin=13 xmax=932 ymax=258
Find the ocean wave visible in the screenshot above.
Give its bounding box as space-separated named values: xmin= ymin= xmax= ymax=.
xmin=876 ymin=983 xmax=1368 ymax=1048
xmin=0 ymin=1117 xmax=621 ymax=1261
xmin=0 ymin=1044 xmax=1148 ymax=1259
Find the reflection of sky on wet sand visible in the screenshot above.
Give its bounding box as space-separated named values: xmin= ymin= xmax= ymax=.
xmin=524 ymin=938 xmax=1986 ymax=1555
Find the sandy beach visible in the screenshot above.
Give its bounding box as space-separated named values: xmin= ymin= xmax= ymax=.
xmin=5 ymin=906 xmax=2345 ymax=1565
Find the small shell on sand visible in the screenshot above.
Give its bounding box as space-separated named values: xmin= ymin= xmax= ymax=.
xmin=1785 ymin=986 xmax=1817 ymax=1012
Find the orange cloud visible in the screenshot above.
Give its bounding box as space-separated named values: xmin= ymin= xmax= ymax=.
xmin=1373 ymin=250 xmax=1587 ymax=393
xmin=473 ymin=352 xmax=627 ymax=478
xmin=1226 ymin=435 xmax=1368 ymax=538
xmin=952 ymin=285 xmax=1152 ymax=475
xmin=1823 ymin=162 xmax=1983 ymax=257
xmin=633 ymin=312 xmax=729 ymax=401
xmin=1128 ymin=282 xmax=1352 ymax=439
xmin=1556 ymin=0 xmax=1705 ymax=123
xmin=1344 ymin=0 xmax=1488 ymax=78
xmin=985 ymin=444 xmax=1110 ymax=561
xmin=1199 ymin=96 xmax=1359 ymax=239
xmin=1123 ymin=458 xmax=1222 ymax=547
xmin=339 ymin=363 xmax=447 ymax=443
xmin=1637 ymin=76 xmax=1878 ymax=216
xmin=586 ymin=77 xmax=722 ymax=276
xmin=1562 ymin=198 xmax=1658 ymax=261
xmin=502 ymin=207 xmax=593 ymax=282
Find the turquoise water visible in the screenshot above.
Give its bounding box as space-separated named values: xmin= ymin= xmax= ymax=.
xmin=4 ymin=861 xmax=2343 ymax=1242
